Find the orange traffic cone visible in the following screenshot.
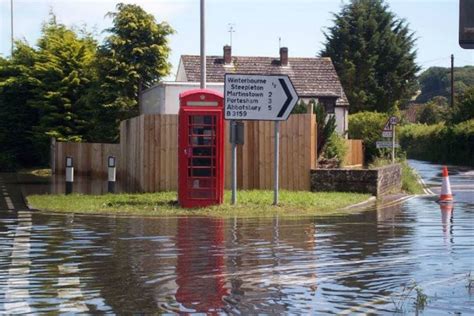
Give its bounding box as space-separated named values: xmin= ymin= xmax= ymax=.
xmin=439 ymin=166 xmax=453 ymax=203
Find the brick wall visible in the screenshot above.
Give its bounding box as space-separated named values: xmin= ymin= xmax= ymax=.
xmin=310 ymin=164 xmax=401 ymax=196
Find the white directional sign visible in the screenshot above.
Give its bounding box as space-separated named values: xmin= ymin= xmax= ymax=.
xmin=376 ymin=141 xmax=400 ymax=149
xmin=382 ymin=131 xmax=393 ymax=138
xmin=224 ymin=74 xmax=298 ymax=121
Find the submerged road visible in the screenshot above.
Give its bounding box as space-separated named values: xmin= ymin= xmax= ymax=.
xmin=0 ymin=161 xmax=473 ymax=314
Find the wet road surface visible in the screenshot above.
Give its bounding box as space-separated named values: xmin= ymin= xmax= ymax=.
xmin=0 ymin=161 xmax=473 ymax=314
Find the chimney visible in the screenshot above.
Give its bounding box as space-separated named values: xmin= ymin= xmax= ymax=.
xmin=224 ymin=45 xmax=232 ymax=64
xmin=280 ymin=47 xmax=288 ymax=66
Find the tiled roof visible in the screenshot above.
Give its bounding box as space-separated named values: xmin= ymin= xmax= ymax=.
xmin=180 ymin=55 xmax=349 ymax=106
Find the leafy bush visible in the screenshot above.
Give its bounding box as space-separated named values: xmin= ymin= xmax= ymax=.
xmin=0 ymin=152 xmax=18 ymax=171
xmin=291 ymin=100 xmax=308 ymax=114
xmin=417 ymin=102 xmax=447 ymax=124
xmin=348 ymin=111 xmax=388 ymax=163
xmin=321 ymin=132 xmax=348 ymax=167
xmin=314 ymin=103 xmax=336 ymax=155
xmin=399 ymin=120 xmax=474 ymax=166
xmin=451 ymin=87 xmax=474 ymax=124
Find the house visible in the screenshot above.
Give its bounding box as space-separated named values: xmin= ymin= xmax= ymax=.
xmin=140 ymin=46 xmax=350 ymax=135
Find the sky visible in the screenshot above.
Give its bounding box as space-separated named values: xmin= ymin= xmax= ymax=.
xmin=1 ymin=0 xmax=472 ymax=80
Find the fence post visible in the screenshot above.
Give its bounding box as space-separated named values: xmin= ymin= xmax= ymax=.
xmin=50 ymin=138 xmax=56 ymax=174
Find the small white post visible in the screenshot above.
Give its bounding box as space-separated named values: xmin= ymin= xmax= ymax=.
xmin=108 ymin=156 xmax=116 ymax=193
xmin=65 ymin=156 xmax=74 ymax=195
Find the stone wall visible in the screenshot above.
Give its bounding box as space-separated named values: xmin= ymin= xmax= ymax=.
xmin=310 ymin=164 xmax=402 ymax=196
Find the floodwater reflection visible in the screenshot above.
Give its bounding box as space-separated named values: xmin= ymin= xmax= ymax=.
xmin=2 ymin=161 xmax=473 ymax=314
xmin=1 ymin=195 xmax=472 ymax=314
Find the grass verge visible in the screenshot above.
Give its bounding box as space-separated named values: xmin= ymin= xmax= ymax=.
xmin=370 ymin=158 xmax=424 ymax=195
xmin=400 ymin=160 xmax=425 ymax=195
xmin=27 ymin=190 xmax=372 ymax=218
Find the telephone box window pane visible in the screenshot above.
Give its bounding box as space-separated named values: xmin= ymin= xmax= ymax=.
xmin=190 ymin=115 xmax=214 ymax=125
xmin=190 ymin=136 xmax=214 ymax=146
xmin=192 ymin=127 xmax=215 ymax=136
xmin=189 ymin=168 xmax=213 ymax=177
xmin=190 ymin=158 xmax=213 ymax=166
xmin=192 ymin=147 xmax=215 ymax=156
xmin=188 ymin=178 xmax=213 ymax=189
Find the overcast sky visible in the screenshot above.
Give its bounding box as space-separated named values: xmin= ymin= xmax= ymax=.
xmin=1 ymin=0 xmax=472 ymax=80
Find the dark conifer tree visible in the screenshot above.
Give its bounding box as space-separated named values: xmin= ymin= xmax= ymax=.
xmin=321 ymin=0 xmax=419 ymax=113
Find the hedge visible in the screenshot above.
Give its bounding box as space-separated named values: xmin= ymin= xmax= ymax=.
xmin=398 ymin=120 xmax=474 ymax=166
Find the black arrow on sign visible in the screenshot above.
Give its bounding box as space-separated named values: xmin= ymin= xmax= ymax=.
xmin=277 ymin=78 xmax=293 ymax=118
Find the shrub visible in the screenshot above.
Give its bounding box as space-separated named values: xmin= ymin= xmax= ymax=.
xmin=313 ymin=102 xmax=336 ymax=156
xmin=0 ymin=152 xmax=18 ymax=171
xmin=417 ymin=102 xmax=447 ymax=124
xmin=321 ymin=132 xmax=348 ymax=167
xmin=348 ymin=111 xmax=388 ymax=163
xmin=291 ymin=100 xmax=308 ymax=114
xmin=399 ymin=120 xmax=474 ymax=166
xmin=450 ymin=87 xmax=474 ymax=124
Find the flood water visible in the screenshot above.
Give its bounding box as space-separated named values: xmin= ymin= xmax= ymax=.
xmin=0 ymin=160 xmax=473 ymax=314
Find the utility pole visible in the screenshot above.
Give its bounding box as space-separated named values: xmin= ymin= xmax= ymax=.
xmin=450 ymin=54 xmax=454 ymax=108
xmin=11 ymin=0 xmax=14 ymax=55
xmin=200 ymin=0 xmax=206 ymax=89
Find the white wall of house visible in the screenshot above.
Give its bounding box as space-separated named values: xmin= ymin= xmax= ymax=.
xmin=175 ymin=60 xmax=187 ymax=81
xmin=335 ymin=107 xmax=348 ymax=138
xmin=140 ymin=81 xmax=224 ymax=115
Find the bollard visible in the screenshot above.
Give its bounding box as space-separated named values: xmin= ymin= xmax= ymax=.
xmin=108 ymin=156 xmax=116 ymax=193
xmin=65 ymin=156 xmax=74 ymax=195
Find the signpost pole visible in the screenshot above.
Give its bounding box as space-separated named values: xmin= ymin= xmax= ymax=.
xmin=231 ymin=120 xmax=237 ymax=205
xmin=392 ymin=124 xmax=396 ymax=164
xmin=273 ymin=121 xmax=280 ymax=205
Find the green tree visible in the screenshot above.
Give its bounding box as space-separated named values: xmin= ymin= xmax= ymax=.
xmin=321 ymin=0 xmax=419 ymax=113
xmin=417 ymin=101 xmax=446 ymax=124
xmin=417 ymin=66 xmax=474 ymax=103
xmin=28 ymin=16 xmax=97 ymax=159
xmin=321 ymin=132 xmax=348 ymax=167
xmin=309 ymin=100 xmax=337 ymax=156
xmin=0 ymin=42 xmax=41 ymax=167
xmin=91 ymin=3 xmax=174 ymax=141
xmin=451 ymin=87 xmax=474 ymax=124
xmin=348 ymin=111 xmax=388 ymax=162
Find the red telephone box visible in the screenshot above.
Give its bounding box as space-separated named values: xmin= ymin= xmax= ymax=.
xmin=178 ymin=89 xmax=224 ymax=208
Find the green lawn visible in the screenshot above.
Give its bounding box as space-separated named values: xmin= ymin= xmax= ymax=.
xmin=27 ymin=190 xmax=373 ymax=218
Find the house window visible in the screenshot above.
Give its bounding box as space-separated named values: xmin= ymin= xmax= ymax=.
xmin=319 ymin=97 xmax=338 ymax=114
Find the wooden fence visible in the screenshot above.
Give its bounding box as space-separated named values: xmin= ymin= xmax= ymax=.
xmin=119 ymin=115 xmax=179 ymax=192
xmin=51 ymin=114 xmax=363 ymax=192
xmin=224 ymin=115 xmax=317 ymax=191
xmin=51 ymin=140 xmax=120 ymax=177
xmin=344 ymin=139 xmax=364 ymax=167
xmin=119 ymin=114 xmax=317 ymax=192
